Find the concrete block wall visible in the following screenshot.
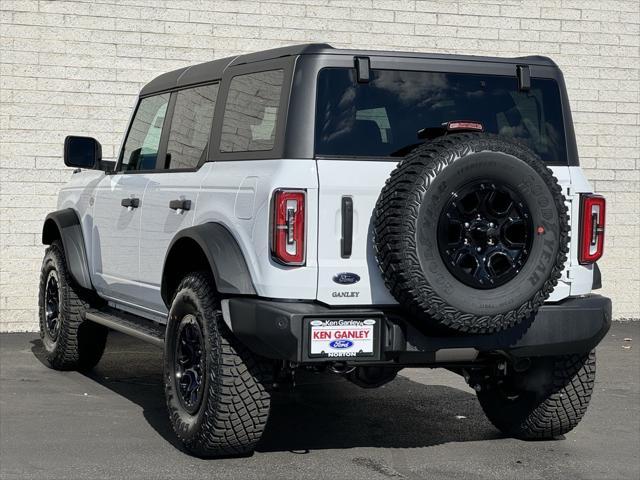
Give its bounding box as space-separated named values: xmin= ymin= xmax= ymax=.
xmin=1 ymin=0 xmax=638 ymax=331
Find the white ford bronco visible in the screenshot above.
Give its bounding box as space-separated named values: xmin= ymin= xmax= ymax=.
xmin=40 ymin=44 xmax=611 ymax=457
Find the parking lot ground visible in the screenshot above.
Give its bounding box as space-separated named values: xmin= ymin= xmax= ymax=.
xmin=1 ymin=322 xmax=638 ymax=480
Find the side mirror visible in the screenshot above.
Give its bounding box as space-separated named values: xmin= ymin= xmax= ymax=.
xmin=64 ymin=136 xmax=101 ymax=169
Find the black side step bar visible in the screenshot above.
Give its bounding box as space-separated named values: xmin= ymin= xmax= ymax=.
xmin=85 ymin=307 xmax=165 ymax=347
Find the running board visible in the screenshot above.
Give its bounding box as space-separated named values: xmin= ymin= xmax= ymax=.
xmin=85 ymin=307 xmax=165 ymax=347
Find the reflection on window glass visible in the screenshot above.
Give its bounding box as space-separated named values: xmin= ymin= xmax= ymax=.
xmin=220 ymin=69 xmax=284 ymax=152
xmin=315 ymin=68 xmax=567 ymax=163
xmin=121 ymin=94 xmax=169 ymax=171
xmin=166 ymin=84 xmax=218 ymax=170
xmin=356 ymin=107 xmax=391 ymax=143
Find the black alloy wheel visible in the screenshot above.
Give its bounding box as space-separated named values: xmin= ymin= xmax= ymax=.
xmin=174 ymin=314 xmax=205 ymax=415
xmin=437 ymin=180 xmax=533 ymax=289
xmin=44 ymin=270 xmax=61 ymax=341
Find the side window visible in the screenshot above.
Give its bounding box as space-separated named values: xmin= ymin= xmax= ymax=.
xmin=120 ymin=93 xmax=170 ymax=172
xmin=220 ymin=69 xmax=284 ymax=152
xmin=165 ymin=84 xmax=219 ymax=170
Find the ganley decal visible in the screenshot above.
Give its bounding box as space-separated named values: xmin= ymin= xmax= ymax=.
xmin=329 ymin=339 xmax=354 ymax=349
xmin=332 ymin=272 xmax=361 ymax=285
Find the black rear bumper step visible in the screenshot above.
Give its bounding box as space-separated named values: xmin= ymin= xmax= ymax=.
xmin=85 ymin=307 xmax=165 ymax=347
xmin=227 ymin=295 xmax=612 ymax=365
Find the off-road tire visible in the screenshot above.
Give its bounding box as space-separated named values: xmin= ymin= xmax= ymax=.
xmin=164 ymin=272 xmax=272 ymax=458
xmin=374 ymin=133 xmax=569 ymax=334
xmin=477 ymin=350 xmax=596 ymax=439
xmin=38 ymin=240 xmax=108 ymax=370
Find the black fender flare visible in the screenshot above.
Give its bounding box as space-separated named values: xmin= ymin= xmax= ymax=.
xmin=161 ymin=223 xmax=257 ymax=306
xmin=42 ymin=209 xmax=92 ymax=290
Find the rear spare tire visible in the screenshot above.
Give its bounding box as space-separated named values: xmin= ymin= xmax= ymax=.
xmin=374 ymin=133 xmax=568 ymax=334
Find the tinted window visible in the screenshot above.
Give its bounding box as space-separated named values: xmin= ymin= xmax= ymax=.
xmin=220 ymin=69 xmax=284 ymax=152
xmin=315 ymin=69 xmax=567 ymax=163
xmin=165 ymin=84 xmax=218 ymax=170
xmin=121 ymin=93 xmax=169 ymax=171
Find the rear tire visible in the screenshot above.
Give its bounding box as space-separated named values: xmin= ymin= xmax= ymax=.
xmin=164 ymin=272 xmax=272 ymax=457
xmin=38 ymin=240 xmax=108 ymax=371
xmin=477 ymin=350 xmax=596 ymax=439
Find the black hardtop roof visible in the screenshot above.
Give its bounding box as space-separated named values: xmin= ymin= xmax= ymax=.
xmin=139 ymin=43 xmax=558 ymax=97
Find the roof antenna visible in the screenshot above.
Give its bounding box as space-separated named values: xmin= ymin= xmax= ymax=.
xmin=517 ymin=65 xmax=530 ymax=91
xmin=355 ymin=57 xmax=370 ymax=83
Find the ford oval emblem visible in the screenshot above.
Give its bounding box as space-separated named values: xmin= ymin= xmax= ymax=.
xmin=333 ymin=272 xmax=361 ymax=285
xmin=329 ymin=339 xmax=354 ymax=349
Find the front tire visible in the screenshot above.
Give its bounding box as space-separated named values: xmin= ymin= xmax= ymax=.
xmin=477 ymin=350 xmax=596 ymax=439
xmin=164 ymin=272 xmax=272 ymax=457
xmin=38 ymin=240 xmax=108 ymax=371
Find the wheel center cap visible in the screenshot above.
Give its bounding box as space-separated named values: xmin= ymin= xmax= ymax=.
xmin=468 ymin=220 xmax=496 ymax=245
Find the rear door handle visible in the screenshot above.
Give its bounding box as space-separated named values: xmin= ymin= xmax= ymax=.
xmin=169 ymin=199 xmax=191 ymax=211
xmin=121 ymin=198 xmax=140 ymax=209
xmin=341 ymin=196 xmax=353 ymax=258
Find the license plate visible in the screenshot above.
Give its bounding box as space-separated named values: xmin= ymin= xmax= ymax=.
xmin=309 ymin=318 xmax=377 ymax=358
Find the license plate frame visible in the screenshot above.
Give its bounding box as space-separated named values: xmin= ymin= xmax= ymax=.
xmin=305 ymin=317 xmax=382 ymax=360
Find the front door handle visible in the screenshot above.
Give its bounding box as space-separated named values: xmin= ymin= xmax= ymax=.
xmin=121 ymin=197 xmax=140 ymax=209
xmin=169 ymin=199 xmax=191 ymax=211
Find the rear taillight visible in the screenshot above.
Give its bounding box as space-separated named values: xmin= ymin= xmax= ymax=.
xmin=579 ymin=194 xmax=606 ymax=264
xmin=272 ymin=189 xmax=306 ymax=265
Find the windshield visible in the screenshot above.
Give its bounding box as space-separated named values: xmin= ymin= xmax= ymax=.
xmin=315 ymin=68 xmax=567 ymax=164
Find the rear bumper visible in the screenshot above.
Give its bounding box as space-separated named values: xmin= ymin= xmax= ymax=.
xmin=226 ymin=295 xmax=611 ymax=365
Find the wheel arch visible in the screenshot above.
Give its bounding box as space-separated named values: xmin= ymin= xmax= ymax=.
xmin=161 ymin=223 xmax=257 ymax=307
xmin=42 ymin=209 xmax=92 ymax=290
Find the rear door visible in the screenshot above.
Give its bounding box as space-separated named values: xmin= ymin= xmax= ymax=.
xmin=314 ymin=66 xmax=577 ymax=306
xmin=137 ymin=83 xmax=219 ymax=314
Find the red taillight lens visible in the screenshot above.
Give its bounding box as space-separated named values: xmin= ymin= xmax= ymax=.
xmin=272 ymin=189 xmax=306 ymax=265
xmin=579 ymin=194 xmax=606 ymax=264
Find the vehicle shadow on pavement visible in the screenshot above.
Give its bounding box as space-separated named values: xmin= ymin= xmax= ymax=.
xmin=31 ymin=332 xmax=500 ymax=455
xmin=258 ymin=376 xmax=500 ymax=453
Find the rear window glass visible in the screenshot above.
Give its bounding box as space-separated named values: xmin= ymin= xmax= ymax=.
xmin=315 ymin=68 xmax=567 ymax=164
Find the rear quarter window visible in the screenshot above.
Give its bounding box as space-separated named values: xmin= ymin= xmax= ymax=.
xmin=220 ymin=69 xmax=284 ymax=153
xmin=315 ymin=68 xmax=567 ymax=164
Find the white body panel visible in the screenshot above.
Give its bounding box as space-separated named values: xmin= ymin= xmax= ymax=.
xmin=316 ymin=160 xmax=396 ymax=305
xmin=194 ymin=159 xmax=319 ymax=300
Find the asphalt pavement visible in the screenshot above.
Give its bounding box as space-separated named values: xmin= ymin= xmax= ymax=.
xmin=1 ymin=322 xmax=638 ymax=480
